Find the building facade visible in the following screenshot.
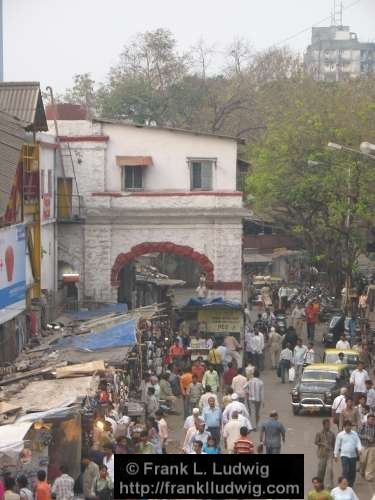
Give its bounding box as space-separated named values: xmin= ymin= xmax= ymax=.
xmin=305 ymin=25 xmax=375 ymax=81
xmin=47 ymin=107 xmax=245 ymax=306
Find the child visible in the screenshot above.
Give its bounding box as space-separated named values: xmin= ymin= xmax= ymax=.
xmin=203 ymin=436 xmax=220 ymax=454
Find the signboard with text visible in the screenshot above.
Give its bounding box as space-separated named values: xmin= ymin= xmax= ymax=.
xmin=0 ymin=224 xmax=26 ymax=323
xmin=198 ymin=308 xmax=243 ymax=334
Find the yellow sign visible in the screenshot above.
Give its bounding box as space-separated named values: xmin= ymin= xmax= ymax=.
xmin=198 ymin=309 xmax=243 ymax=333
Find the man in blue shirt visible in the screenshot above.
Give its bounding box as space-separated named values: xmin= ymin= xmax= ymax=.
xmin=202 ymin=396 xmax=222 ymax=442
xmin=334 ymin=420 xmax=363 ymax=487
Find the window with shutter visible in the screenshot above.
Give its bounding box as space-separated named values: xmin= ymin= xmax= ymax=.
xmin=189 ymin=160 xmax=213 ymax=191
xmin=124 ymin=166 xmax=143 ymax=190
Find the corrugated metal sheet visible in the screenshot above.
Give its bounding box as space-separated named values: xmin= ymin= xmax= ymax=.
xmin=0 ymin=110 xmax=26 ymax=218
xmin=0 ymin=82 xmax=48 ymax=131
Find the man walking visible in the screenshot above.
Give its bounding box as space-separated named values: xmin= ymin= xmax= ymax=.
xmin=293 ymin=338 xmax=308 ymax=382
xmin=278 ymin=284 xmax=288 ymax=312
xmin=268 ymin=327 xmax=283 ymax=370
xmin=366 ymin=380 xmax=375 ymax=414
xmin=305 ymin=301 xmax=319 ymax=342
xmin=223 ymin=411 xmax=242 ymax=454
xmin=291 ymin=303 xmax=305 ymax=338
xmin=202 ymin=365 xmax=220 ymax=394
xmin=314 ymin=419 xmax=335 ymax=490
xmin=244 ymin=369 xmax=264 ymax=430
xmin=331 ymin=388 xmax=347 ymax=430
xmin=358 ymin=413 xmax=375 ymax=481
xmin=202 ymin=396 xmax=222 ymax=442
xmin=278 ymin=343 xmax=293 ymax=384
xmin=334 ymin=420 xmax=362 ymax=488
xmin=180 ymin=367 xmax=193 ymax=419
xmin=350 ymin=361 xmax=369 ymax=405
xmin=248 ymin=330 xmax=264 ymax=372
xmin=51 ymin=466 xmax=74 ymax=500
xmin=186 ymin=375 xmax=204 ymax=416
xmin=259 ymin=411 xmax=286 ymax=454
xmin=231 ymin=368 xmax=248 ymax=401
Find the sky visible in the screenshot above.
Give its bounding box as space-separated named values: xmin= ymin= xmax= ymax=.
xmin=4 ymin=0 xmax=375 ymax=92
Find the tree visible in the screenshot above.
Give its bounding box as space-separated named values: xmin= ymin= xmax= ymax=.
xmin=61 ymin=73 xmax=97 ymax=116
xmin=245 ymin=76 xmax=375 ymax=293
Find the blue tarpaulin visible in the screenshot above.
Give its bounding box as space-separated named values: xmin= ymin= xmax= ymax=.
xmin=53 ymin=319 xmax=137 ymax=351
xmin=182 ymin=297 xmax=242 ymax=310
xmin=65 ymin=303 xmax=128 ymax=321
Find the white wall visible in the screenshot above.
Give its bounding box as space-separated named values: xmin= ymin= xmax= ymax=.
xmin=41 ymin=223 xmax=56 ymax=292
xmin=102 ymin=123 xmax=238 ymax=193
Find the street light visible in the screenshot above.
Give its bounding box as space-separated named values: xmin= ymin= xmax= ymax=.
xmin=328 ymin=142 xmax=375 ymax=160
xmin=327 ymin=141 xmax=374 ymax=315
xmin=360 ymin=142 xmax=375 ymax=156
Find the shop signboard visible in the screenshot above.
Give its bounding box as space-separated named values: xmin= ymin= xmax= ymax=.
xmin=0 ymin=224 xmax=26 ymax=323
xmin=198 ymin=308 xmax=243 ymax=334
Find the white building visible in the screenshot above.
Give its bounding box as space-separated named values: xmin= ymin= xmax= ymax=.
xmin=305 ymin=25 xmax=375 ymax=81
xmin=47 ymin=105 xmax=246 ymax=306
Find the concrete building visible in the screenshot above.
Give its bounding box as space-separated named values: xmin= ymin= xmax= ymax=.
xmin=46 ymin=105 xmax=246 ymax=307
xmin=305 ymin=25 xmax=375 ymax=81
xmin=0 ymin=83 xmax=58 ymax=363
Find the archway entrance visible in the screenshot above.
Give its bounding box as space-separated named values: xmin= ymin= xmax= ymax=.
xmin=112 ymin=242 xmax=214 ymax=309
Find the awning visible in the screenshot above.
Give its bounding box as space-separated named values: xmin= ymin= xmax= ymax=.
xmin=243 ymin=253 xmax=272 ymax=264
xmin=116 ymin=155 xmax=153 ymax=167
xmin=53 ymin=319 xmax=137 ymax=350
xmin=0 ymin=422 xmax=33 ymax=460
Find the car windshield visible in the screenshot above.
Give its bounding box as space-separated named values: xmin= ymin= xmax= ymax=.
xmin=326 ymin=353 xmax=358 ymax=365
xmin=302 ymin=371 xmax=338 ymax=382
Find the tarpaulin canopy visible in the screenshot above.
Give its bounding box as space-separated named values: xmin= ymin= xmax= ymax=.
xmin=53 ymin=319 xmax=137 ymax=351
xmin=65 ymin=303 xmax=128 ymax=321
xmin=182 ymin=297 xmax=243 ymax=310
xmin=0 ymin=422 xmax=32 ymax=460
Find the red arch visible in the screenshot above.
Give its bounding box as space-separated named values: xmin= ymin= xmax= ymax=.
xmin=111 ymin=242 xmax=214 ymax=287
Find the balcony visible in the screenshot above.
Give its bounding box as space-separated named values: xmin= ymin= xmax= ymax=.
xmin=57 ymin=194 xmax=85 ymax=223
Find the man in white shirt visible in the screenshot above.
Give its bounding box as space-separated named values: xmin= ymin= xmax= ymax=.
xmin=222 ymin=393 xmax=249 ymax=425
xmin=291 ymin=304 xmax=305 ymax=337
xmin=268 ymin=327 xmax=283 ymax=369
xmin=182 ymin=419 xmax=210 ymax=453
xmin=304 ymin=342 xmax=315 ymax=365
xmin=350 ymin=362 xmax=369 ymax=405
xmin=198 ymin=387 xmax=219 ymax=412
xmin=336 ymin=335 xmax=351 ymax=351
xmin=231 ymin=368 xmax=248 ymax=400
xmin=249 ymin=331 xmax=264 ymax=372
xmin=331 ymin=387 xmax=347 ymax=430
xmin=223 ymin=411 xmax=242 ymax=453
xmin=366 ymin=380 xmax=375 ymax=413
xmin=279 ymin=344 xmax=293 ymax=384
xmin=217 ymin=343 xmax=230 ymax=369
xmin=334 ymin=420 xmax=362 ymax=488
xmin=293 ymin=338 xmax=308 ymax=382
xmin=103 ymin=445 xmax=115 ymax=482
xmin=244 ymin=369 xmax=264 ymax=429
xmin=184 ymin=407 xmax=200 ymax=429
xmin=278 ymin=285 xmax=288 ymax=312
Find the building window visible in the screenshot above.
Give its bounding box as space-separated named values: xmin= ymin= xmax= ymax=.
xmin=47 ymin=170 xmax=52 ymax=196
xmin=189 ymin=160 xmax=214 ymax=191
xmin=123 ymin=166 xmax=143 ymax=190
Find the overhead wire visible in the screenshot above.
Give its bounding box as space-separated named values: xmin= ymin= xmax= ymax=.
xmin=274 ymin=0 xmax=363 ymax=47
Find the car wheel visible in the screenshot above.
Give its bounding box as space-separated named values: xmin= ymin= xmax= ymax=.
xmin=292 ymin=406 xmax=300 ymax=415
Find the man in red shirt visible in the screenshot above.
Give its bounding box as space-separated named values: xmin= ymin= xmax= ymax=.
xmin=305 ymin=301 xmax=319 ymax=342
xmin=169 ymin=340 xmax=185 ymax=365
xmin=35 ymin=470 xmax=51 ymax=500
xmin=222 ymin=362 xmax=237 ymax=390
xmin=191 ymin=359 xmax=206 ymax=382
xmin=233 ymin=427 xmax=255 ymax=454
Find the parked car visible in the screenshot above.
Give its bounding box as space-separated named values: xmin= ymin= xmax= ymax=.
xmin=323 ymin=348 xmax=359 ymax=375
xmin=291 ymin=363 xmax=350 ymax=415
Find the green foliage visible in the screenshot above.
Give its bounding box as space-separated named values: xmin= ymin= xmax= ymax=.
xmin=245 ymin=76 xmax=375 ymax=284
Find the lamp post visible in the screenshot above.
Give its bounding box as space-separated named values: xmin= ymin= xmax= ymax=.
xmin=327 ymin=143 xmax=357 ymax=314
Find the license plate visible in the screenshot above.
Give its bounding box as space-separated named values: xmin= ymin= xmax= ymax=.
xmin=309 ymin=406 xmax=319 ymax=412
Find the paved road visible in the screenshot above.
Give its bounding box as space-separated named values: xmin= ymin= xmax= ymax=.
xmin=166 ymin=318 xmax=375 ymax=498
